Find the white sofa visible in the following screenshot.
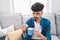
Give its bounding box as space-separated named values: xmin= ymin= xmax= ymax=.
xmin=0 ymin=13 xmax=60 ymax=40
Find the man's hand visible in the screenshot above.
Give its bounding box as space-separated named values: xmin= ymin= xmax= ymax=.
xmin=41 ymin=36 xmax=47 ymax=40
xmin=20 ymin=24 xmax=27 ymax=31
xmin=33 ymin=31 xmax=40 ymax=37
xmin=33 ymin=31 xmax=47 ymax=40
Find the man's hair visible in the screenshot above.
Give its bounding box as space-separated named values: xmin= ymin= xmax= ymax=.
xmin=31 ymin=2 xmax=44 ymax=12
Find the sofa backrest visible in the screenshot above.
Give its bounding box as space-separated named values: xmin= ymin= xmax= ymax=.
xmin=0 ymin=13 xmax=22 ymax=30
xmin=22 ymin=13 xmax=56 ymax=35
xmin=55 ymin=13 xmax=60 ymax=35
xmin=22 ymin=15 xmax=32 ymax=24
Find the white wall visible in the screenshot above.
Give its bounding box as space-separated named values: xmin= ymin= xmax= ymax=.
xmin=14 ymin=0 xmax=30 ymax=15
xmin=0 ymin=0 xmax=14 ymax=13
xmin=0 ymin=0 xmax=60 ymax=13
xmin=48 ymin=0 xmax=60 ymax=13
xmin=52 ymin=0 xmax=60 ymax=13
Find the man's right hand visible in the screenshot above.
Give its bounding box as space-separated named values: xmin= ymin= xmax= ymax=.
xmin=34 ymin=31 xmax=47 ymax=40
xmin=20 ymin=24 xmax=27 ymax=31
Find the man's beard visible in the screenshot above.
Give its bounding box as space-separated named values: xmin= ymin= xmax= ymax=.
xmin=33 ymin=17 xmax=39 ymax=21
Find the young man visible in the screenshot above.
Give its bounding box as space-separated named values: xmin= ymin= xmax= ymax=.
xmin=20 ymin=2 xmax=51 ymax=40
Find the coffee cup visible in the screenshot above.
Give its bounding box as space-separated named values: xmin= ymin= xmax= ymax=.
xmin=27 ymin=28 xmax=34 ymax=36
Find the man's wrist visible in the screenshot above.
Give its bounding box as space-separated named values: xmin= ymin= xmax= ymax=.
xmin=38 ymin=33 xmax=45 ymax=39
xmin=39 ymin=36 xmax=47 ymax=40
xmin=20 ymin=28 xmax=23 ymax=31
xmin=23 ymin=24 xmax=28 ymax=27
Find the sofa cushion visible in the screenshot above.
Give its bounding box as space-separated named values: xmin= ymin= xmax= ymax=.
xmin=0 ymin=30 xmax=5 ymax=37
xmin=0 ymin=25 xmax=14 ymax=37
xmin=22 ymin=13 xmax=56 ymax=35
xmin=1 ymin=25 xmax=14 ymax=35
xmin=0 ymin=25 xmax=15 ymax=40
xmin=0 ymin=13 xmax=22 ymax=30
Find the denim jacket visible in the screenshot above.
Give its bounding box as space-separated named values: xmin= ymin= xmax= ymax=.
xmin=21 ymin=17 xmax=51 ymax=40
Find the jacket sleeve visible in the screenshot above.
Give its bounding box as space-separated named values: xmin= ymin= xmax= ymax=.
xmin=45 ymin=20 xmax=51 ymax=40
xmin=25 ymin=20 xmax=29 ymax=25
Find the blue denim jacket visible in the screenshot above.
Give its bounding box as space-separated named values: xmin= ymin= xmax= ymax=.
xmin=21 ymin=17 xmax=51 ymax=40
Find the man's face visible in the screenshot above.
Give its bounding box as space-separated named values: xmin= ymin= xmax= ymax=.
xmin=32 ymin=11 xmax=43 ymax=21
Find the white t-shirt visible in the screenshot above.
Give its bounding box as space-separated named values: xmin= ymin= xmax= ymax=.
xmin=34 ymin=22 xmax=42 ymax=32
xmin=32 ymin=21 xmax=42 ymax=39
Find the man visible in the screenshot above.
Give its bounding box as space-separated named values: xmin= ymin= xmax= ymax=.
xmin=20 ymin=2 xmax=51 ymax=40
